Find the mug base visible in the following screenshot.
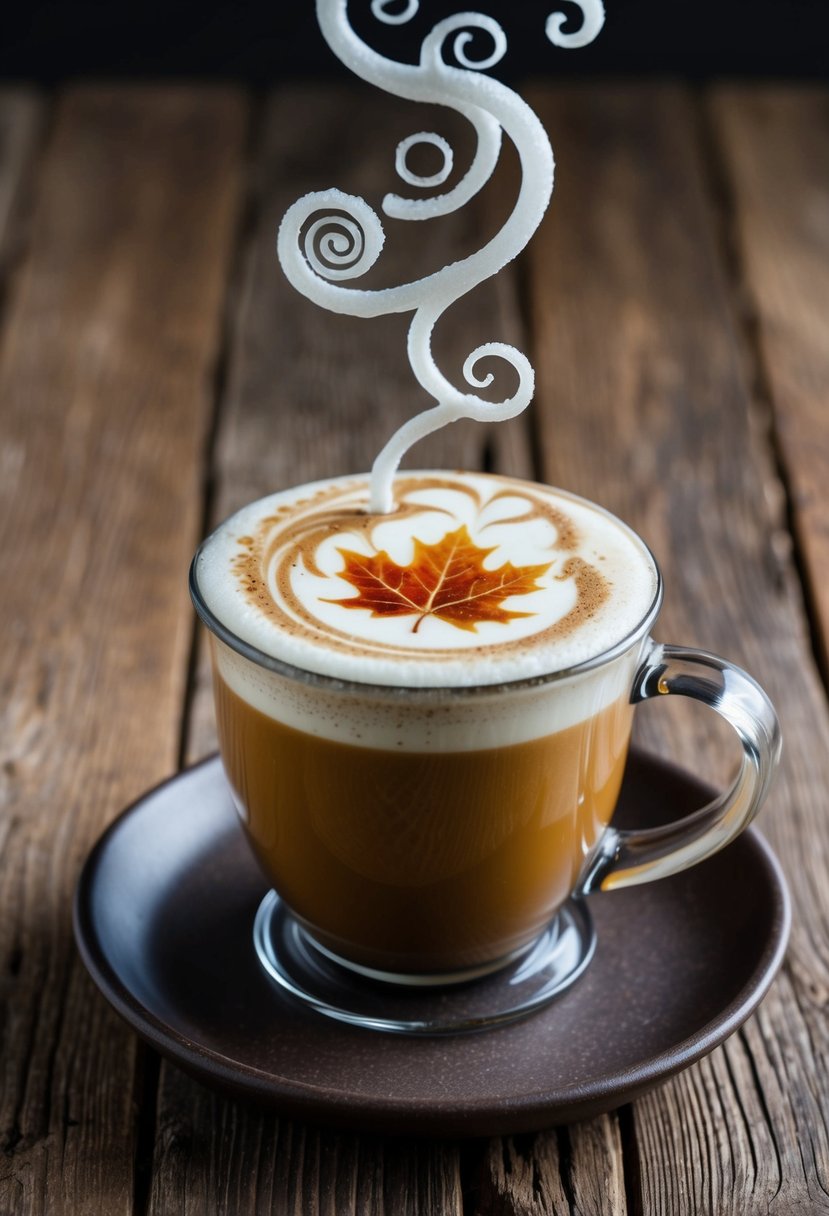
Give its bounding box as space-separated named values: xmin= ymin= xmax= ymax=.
xmin=253 ymin=891 xmax=596 ymax=1035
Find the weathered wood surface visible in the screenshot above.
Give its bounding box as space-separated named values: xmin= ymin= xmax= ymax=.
xmin=2 ymin=81 xmax=828 ymax=1215
xmin=525 ymin=83 xmax=829 ymax=1214
xmin=474 ymin=1119 xmax=628 ymax=1216
xmin=710 ymin=87 xmax=829 ymax=680
xmin=0 ymin=88 xmax=246 ymax=1214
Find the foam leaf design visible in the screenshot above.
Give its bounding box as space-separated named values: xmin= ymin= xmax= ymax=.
xmin=325 ymin=525 xmax=550 ymax=633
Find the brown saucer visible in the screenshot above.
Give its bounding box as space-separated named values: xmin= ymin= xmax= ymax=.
xmin=73 ymin=751 xmax=789 ymax=1136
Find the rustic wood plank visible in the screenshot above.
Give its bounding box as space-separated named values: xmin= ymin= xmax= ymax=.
xmin=521 ymin=82 xmax=829 ymax=1214
xmin=0 ymin=86 xmax=246 ymax=1214
xmin=709 ymin=87 xmax=829 ymax=678
xmin=0 ymin=91 xmax=45 ymax=289
xmin=151 ymin=1078 xmax=463 ymax=1216
xmin=475 ymin=1118 xmax=628 ymax=1216
xmin=476 ymin=1134 xmax=571 ymax=1215
xmin=567 ymin=1117 xmax=628 ymax=1215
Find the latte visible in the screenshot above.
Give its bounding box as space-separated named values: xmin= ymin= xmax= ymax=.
xmin=195 ymin=470 xmax=658 ymax=693
xmin=193 ymin=472 xmax=660 ymax=976
xmin=214 ymin=672 xmax=633 ymax=973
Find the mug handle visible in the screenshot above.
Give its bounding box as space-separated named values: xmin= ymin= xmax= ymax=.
xmin=578 ymin=642 xmax=782 ymax=894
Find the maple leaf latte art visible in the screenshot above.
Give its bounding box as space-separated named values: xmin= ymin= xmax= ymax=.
xmin=193 ymin=471 xmax=661 ymax=977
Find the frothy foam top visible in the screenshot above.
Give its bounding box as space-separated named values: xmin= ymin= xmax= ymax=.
xmin=194 ymin=472 xmax=659 ymax=689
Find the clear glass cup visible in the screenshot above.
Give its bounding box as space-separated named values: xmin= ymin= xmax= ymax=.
xmin=191 ymin=510 xmax=781 ymax=1034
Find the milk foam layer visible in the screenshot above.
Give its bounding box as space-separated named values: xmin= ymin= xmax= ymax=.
xmin=195 ymin=471 xmax=659 ymax=690
xmin=211 ymin=637 xmax=641 ymax=750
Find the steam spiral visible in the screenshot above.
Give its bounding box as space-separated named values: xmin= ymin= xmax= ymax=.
xmin=371 ymin=0 xmax=418 ymax=24
xmin=546 ymin=0 xmax=606 ymax=48
xmin=371 ymin=0 xmax=607 ymax=44
xmin=395 ymin=132 xmax=453 ymax=188
xmin=282 ymin=190 xmax=385 ymax=287
xmin=428 ymin=14 xmax=508 ymax=72
xmin=278 ymin=0 xmax=605 ymax=513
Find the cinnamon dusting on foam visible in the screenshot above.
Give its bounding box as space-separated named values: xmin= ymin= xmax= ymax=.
xmin=199 ymin=471 xmax=657 ymax=687
xmin=229 ymin=472 xmax=611 ymax=665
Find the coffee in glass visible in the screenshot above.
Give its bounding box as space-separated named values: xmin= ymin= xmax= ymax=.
xmin=191 ymin=470 xmax=780 ymax=1032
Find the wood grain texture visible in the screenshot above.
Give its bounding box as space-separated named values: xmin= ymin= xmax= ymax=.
xmin=567 ymin=1117 xmax=628 ymax=1215
xmin=524 ymin=82 xmax=829 ymax=1214
xmin=0 ymin=87 xmax=246 ymax=1214
xmin=709 ymin=88 xmax=829 ymax=677
xmin=475 ymin=1134 xmax=571 ymax=1215
xmin=150 ymin=1080 xmax=462 ymax=1216
xmin=475 ymin=1120 xmax=628 ymax=1216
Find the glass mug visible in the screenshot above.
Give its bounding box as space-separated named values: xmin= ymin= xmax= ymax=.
xmin=191 ymin=496 xmax=781 ymax=1034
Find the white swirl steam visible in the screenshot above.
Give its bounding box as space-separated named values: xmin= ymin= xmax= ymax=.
xmin=279 ymin=189 xmax=385 ymax=293
xmin=371 ymin=0 xmax=418 ymax=24
xmin=279 ymin=0 xmax=603 ymax=513
xmin=546 ymin=1 xmax=605 ymax=49
xmin=431 ymin=13 xmax=508 ymax=71
xmin=395 ymin=132 xmax=453 ymax=188
xmin=383 ymin=111 xmax=500 ymax=222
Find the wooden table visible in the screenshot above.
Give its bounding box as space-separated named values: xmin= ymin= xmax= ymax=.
xmin=1 ymin=80 xmax=828 ymax=1215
